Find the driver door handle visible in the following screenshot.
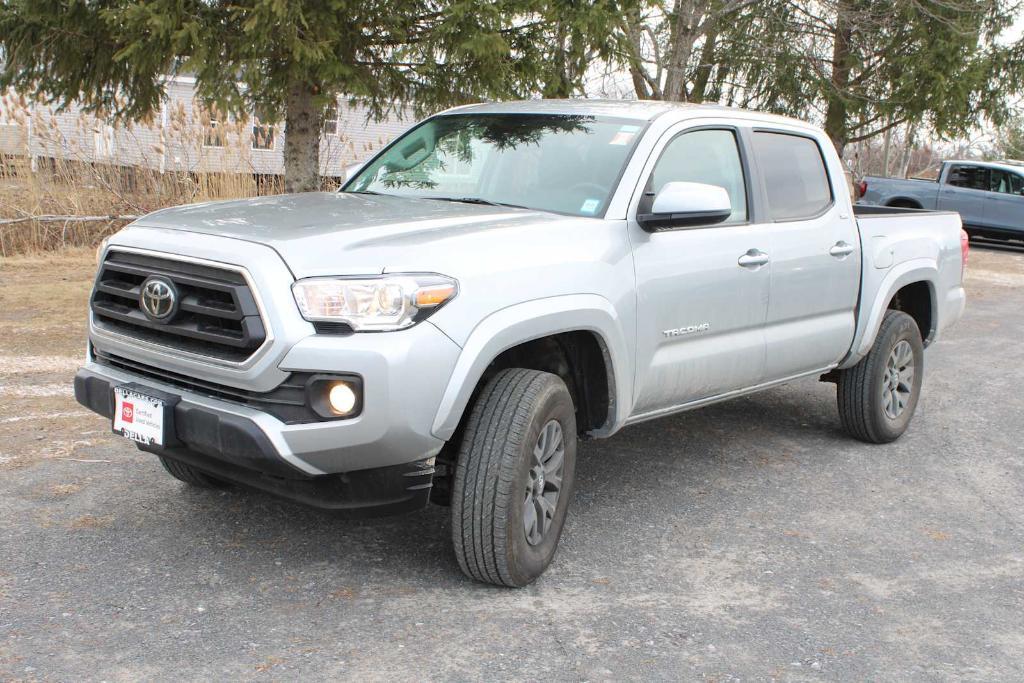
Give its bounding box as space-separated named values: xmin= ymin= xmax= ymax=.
xmin=829 ymin=241 xmax=856 ymax=258
xmin=737 ymin=249 xmax=769 ymax=269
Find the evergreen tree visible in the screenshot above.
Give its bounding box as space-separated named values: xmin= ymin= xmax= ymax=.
xmin=995 ymin=116 xmax=1024 ymax=161
xmin=743 ymin=0 xmax=1024 ymax=154
xmin=0 ymin=0 xmax=629 ymax=191
xmin=621 ymin=0 xmax=1024 ymax=154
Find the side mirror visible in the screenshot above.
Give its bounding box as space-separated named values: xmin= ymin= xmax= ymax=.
xmin=638 ymin=181 xmax=733 ymax=231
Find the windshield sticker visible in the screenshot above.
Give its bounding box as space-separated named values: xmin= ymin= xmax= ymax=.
xmin=580 ymin=198 xmax=601 ymax=214
xmin=609 ymin=124 xmax=641 ymax=146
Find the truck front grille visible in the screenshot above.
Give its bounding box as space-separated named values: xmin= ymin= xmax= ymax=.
xmin=91 ymin=250 xmax=267 ymax=363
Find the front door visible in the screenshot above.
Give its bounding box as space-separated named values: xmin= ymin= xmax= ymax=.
xmin=749 ymin=130 xmax=862 ymax=379
xmin=938 ymin=164 xmax=989 ymax=228
xmin=628 ymin=125 xmax=770 ymax=418
xmin=986 ymin=168 xmax=1024 ymax=234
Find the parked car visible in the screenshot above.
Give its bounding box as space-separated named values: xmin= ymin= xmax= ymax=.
xmin=859 ymin=159 xmax=1024 ymax=240
xmin=75 ymin=100 xmax=967 ymax=587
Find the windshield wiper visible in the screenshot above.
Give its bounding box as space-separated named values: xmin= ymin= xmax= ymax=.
xmin=423 ymin=196 xmax=499 ymax=206
xmin=425 ymin=196 xmax=532 ymax=210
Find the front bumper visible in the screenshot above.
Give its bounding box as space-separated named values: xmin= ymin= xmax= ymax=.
xmin=85 ymin=312 xmax=461 ymax=470
xmin=77 ymin=313 xmax=462 ymax=516
xmin=81 ymin=230 xmax=466 ymax=515
xmin=75 ymin=366 xmax=437 ymax=517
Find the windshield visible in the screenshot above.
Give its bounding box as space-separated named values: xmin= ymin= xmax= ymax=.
xmin=343 ymin=113 xmax=647 ymax=218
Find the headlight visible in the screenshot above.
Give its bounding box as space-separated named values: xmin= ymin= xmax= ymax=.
xmin=291 ymin=274 xmax=458 ymax=331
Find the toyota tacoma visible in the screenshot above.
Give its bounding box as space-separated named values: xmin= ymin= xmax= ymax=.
xmin=75 ymin=100 xmax=967 ymax=586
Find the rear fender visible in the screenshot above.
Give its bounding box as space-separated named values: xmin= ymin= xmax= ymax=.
xmin=839 ymin=258 xmax=937 ymax=368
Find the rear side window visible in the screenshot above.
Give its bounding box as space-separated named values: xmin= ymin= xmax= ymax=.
xmin=946 ymin=165 xmax=989 ymax=191
xmin=752 ymin=132 xmax=833 ymax=221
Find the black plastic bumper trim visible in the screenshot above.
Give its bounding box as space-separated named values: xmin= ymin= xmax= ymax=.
xmin=146 ymin=445 xmax=434 ymax=517
xmin=73 ymin=368 xmax=433 ymax=517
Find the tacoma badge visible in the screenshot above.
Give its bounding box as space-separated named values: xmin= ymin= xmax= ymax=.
xmin=663 ymin=322 xmax=710 ymax=338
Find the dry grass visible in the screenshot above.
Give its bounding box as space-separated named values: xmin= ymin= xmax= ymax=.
xmin=0 ymin=249 xmax=118 ymax=470
xmin=0 ymin=92 xmax=309 ymax=255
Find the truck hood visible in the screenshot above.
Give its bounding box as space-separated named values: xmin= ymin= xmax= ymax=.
xmin=133 ymin=192 xmax=567 ymax=278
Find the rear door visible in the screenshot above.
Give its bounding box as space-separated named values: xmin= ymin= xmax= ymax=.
xmin=986 ymin=168 xmax=1024 ymax=234
xmin=938 ymin=164 xmax=989 ymax=227
xmin=627 ymin=123 xmax=770 ymax=417
xmin=750 ymin=129 xmax=861 ymax=379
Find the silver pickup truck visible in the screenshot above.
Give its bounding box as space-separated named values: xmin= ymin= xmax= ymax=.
xmin=859 ymin=159 xmax=1024 ymax=240
xmin=75 ymin=100 xmax=967 ymax=586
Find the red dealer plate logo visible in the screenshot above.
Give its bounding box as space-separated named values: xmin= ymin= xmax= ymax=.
xmin=112 ymin=387 xmax=165 ymax=446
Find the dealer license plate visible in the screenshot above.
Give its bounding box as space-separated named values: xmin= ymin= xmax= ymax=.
xmin=112 ymin=386 xmax=165 ymax=446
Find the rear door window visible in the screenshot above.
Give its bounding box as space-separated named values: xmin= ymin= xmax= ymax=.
xmin=751 ymin=132 xmax=833 ymax=221
xmin=946 ymin=165 xmax=990 ymax=191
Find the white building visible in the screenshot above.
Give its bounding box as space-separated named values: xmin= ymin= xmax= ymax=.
xmin=0 ymin=75 xmax=415 ymax=178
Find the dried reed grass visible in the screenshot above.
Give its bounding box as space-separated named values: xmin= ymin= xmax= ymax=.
xmin=0 ymin=93 xmax=337 ymax=256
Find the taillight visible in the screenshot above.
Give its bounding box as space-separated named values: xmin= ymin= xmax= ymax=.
xmin=960 ymin=228 xmax=969 ymax=269
xmin=858 ymin=180 xmax=868 ymax=198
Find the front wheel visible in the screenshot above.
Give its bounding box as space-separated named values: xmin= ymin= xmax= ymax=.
xmin=837 ymin=310 xmax=924 ymax=443
xmin=451 ymin=368 xmax=577 ymax=587
xmin=159 ymin=456 xmax=229 ymax=489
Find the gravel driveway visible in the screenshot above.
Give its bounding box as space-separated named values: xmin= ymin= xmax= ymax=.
xmin=1 ymin=245 xmax=1022 ymax=681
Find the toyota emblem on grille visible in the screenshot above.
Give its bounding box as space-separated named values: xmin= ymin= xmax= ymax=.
xmin=140 ymin=277 xmax=178 ymax=322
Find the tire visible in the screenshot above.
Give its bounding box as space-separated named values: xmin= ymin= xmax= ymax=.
xmin=837 ymin=310 xmax=924 ymax=444
xmin=451 ymin=368 xmax=577 ymax=587
xmin=159 ymin=456 xmax=229 ymax=489
xmin=887 ymin=200 xmax=921 ymax=210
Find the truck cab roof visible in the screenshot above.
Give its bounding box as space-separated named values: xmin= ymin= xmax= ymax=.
xmin=438 ymin=98 xmax=819 ymax=131
xmin=943 ymin=159 xmax=1024 ymax=174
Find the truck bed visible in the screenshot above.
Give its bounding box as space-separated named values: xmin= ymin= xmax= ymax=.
xmin=853 ymin=204 xmax=936 ymax=217
xmin=844 ymin=206 xmax=964 ymax=367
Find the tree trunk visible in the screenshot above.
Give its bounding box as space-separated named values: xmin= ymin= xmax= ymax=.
xmin=690 ymin=22 xmax=719 ymax=103
xmin=881 ymin=120 xmax=893 ymax=176
xmin=663 ymin=0 xmax=704 ymax=102
xmin=899 ymin=123 xmax=917 ymax=178
xmin=624 ymin=9 xmax=655 ymax=99
xmin=283 ymin=78 xmax=321 ymax=193
xmin=824 ymin=0 xmax=853 ymax=156
xmin=629 ymin=62 xmax=653 ymax=99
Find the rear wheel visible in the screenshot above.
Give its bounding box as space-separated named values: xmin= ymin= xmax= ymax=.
xmin=837 ymin=310 xmax=924 ymax=443
xmin=159 ymin=456 xmax=228 ymax=489
xmin=886 ymin=200 xmax=921 ymax=210
xmin=451 ymin=368 xmax=577 ymax=587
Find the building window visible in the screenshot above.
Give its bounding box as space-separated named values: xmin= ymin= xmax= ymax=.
xmin=94 ymin=124 xmax=115 ymax=158
xmin=204 ymin=114 xmax=226 ymax=147
xmin=323 ymin=102 xmax=339 ymax=136
xmin=252 ymin=110 xmax=276 ymax=150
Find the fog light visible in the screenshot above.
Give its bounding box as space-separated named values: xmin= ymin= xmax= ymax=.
xmin=328 ymin=382 xmax=357 ymax=415
xmin=306 ymin=374 xmax=363 ymax=420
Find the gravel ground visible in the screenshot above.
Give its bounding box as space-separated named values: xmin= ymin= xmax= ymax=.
xmin=1 ymin=244 xmax=1022 ymax=682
